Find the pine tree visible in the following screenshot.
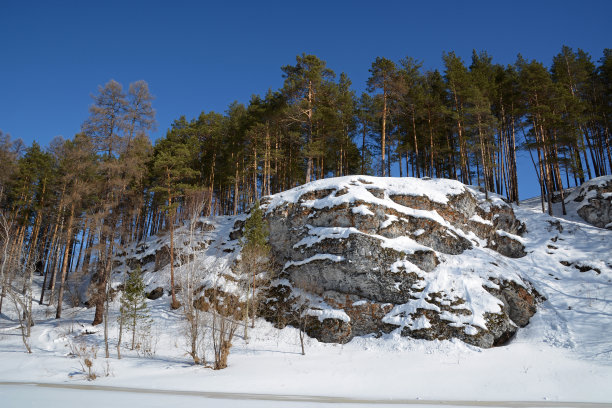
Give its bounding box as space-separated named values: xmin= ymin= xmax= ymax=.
xmin=356 ymin=93 xmax=376 ymax=175
xmin=242 ymin=200 xmax=269 ymax=251
xmin=152 ymin=133 xmax=199 ymax=309
xmin=0 ymin=131 xmax=20 ymax=206
xmin=598 ymin=49 xmax=612 ymax=172
xmin=367 ymin=57 xmax=397 ymax=176
xmin=240 ymin=200 xmax=270 ymax=335
xmin=119 ymin=266 xmax=151 ymax=351
xmin=468 ymin=50 xmax=499 ymax=198
xmin=443 ymin=52 xmax=472 ymax=184
xmin=282 ymin=54 xmax=336 ymax=182
xmin=55 ymin=134 xmax=97 ymax=319
xmin=394 ymin=57 xmax=424 ymax=177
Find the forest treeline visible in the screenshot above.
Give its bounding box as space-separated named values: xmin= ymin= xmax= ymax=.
xmin=1 ymin=46 xmax=611 ymax=325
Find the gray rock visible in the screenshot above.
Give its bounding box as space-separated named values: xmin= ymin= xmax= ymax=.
xmin=570 ymin=176 xmax=612 ymax=229
xmin=489 ymin=232 xmax=526 ymax=258
xmin=258 ymin=177 xmax=535 ymax=348
xmin=285 ymin=235 xmax=435 ymax=305
xmin=147 ymin=287 xmax=164 ymax=300
xmin=229 ymin=219 xmax=245 ymax=240
xmin=154 ymin=246 xmax=172 ymax=271
xmin=577 ymin=197 xmax=612 ymax=229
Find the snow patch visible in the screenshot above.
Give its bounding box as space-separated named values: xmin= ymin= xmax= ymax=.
xmin=352 ymin=204 xmax=374 ymax=216
xmin=284 ymin=254 xmax=345 ymax=269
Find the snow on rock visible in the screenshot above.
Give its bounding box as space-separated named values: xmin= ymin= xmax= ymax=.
xmin=259 ymin=176 xmax=535 ymax=348
xmin=351 ymin=204 xmax=374 ymax=216
xmin=565 ymin=175 xmax=612 ymax=229
xmin=284 ymin=254 xmax=345 ymax=268
xmin=110 ymin=215 xmax=245 ymax=306
xmin=104 ymin=175 xmax=610 ymax=352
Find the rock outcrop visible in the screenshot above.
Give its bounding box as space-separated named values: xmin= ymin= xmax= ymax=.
xmin=112 ymin=176 xmax=539 ymax=349
xmin=259 ymin=176 xmax=537 ymax=348
xmin=566 ymin=176 xmax=612 ymax=229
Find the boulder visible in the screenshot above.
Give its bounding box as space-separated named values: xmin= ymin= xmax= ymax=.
xmin=567 ymin=176 xmax=612 ymax=229
xmin=147 ymin=287 xmax=164 ymax=300
xmin=229 ymin=219 xmax=245 ymax=241
xmin=154 ymin=245 xmax=172 ymax=271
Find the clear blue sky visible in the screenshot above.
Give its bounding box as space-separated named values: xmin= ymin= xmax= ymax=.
xmin=1 ymin=0 xmax=611 ymax=198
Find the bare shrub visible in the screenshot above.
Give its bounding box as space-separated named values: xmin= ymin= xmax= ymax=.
xmin=179 ymin=190 xmax=210 ymax=366
xmin=8 ymin=290 xmax=33 ymax=353
xmin=291 ymin=281 xmax=319 ymax=356
xmin=182 ymin=301 xmax=209 ymax=365
xmin=295 ymin=295 xmax=310 ymax=356
xmin=68 ymin=337 xmax=100 ymax=380
xmin=135 ymin=323 xmax=157 ymax=358
xmin=2 ymin=219 xmax=36 ymax=353
xmin=66 ymin=265 xmax=87 ymax=307
xmin=0 ymin=212 xmax=13 ymax=314
xmin=211 ymin=294 xmax=240 ymax=370
xmin=237 ymin=245 xmax=274 ymax=342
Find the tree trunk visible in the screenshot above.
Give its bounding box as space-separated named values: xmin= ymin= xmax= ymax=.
xmin=427 ymin=108 xmax=434 ymax=178
xmin=381 ymin=89 xmax=387 ymax=176
xmin=477 ymin=115 xmax=489 ymax=200
xmin=361 ymin=119 xmax=367 ymax=175
xmin=168 ymin=189 xmax=179 ymax=310
xmin=306 ymin=80 xmax=314 ymax=183
xmin=56 ymin=203 xmax=75 ymax=319
xmin=47 ymin=217 xmax=65 ymax=306
xmin=413 ymin=106 xmax=420 ymax=178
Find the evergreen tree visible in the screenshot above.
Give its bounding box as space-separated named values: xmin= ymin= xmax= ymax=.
xmin=55 ymin=134 xmax=98 ymax=319
xmin=152 ymin=132 xmax=200 ymax=309
xmin=367 ymin=57 xmax=397 ymax=176
xmin=356 ymin=93 xmax=376 ymax=175
xmin=598 ymin=49 xmax=612 ymax=172
xmin=240 ymin=200 xmax=270 ymax=333
xmin=443 ymin=51 xmax=472 ymax=184
xmin=0 ymin=131 xmax=20 ymax=206
xmin=242 ymin=200 xmax=269 ymax=252
xmin=282 ymin=54 xmax=336 ymax=182
xmin=394 ymin=57 xmax=424 ymax=177
xmin=468 ymin=50 xmax=499 ymax=197
xmin=119 ymin=266 xmax=151 ymax=351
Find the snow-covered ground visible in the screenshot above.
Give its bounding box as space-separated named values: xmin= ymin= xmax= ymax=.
xmin=1 ymin=186 xmax=611 ymax=407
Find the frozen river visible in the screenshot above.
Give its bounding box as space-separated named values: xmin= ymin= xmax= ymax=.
xmin=1 ymin=383 xmax=609 ymax=408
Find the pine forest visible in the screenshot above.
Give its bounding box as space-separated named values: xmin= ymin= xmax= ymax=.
xmin=1 ymin=46 xmax=612 ymax=324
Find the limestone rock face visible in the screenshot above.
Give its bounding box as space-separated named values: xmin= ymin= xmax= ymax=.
xmin=567 ymin=176 xmax=612 ymax=229
xmin=259 ymin=176 xmax=537 ymax=348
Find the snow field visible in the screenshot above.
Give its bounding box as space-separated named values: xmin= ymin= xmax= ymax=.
xmin=0 ymin=177 xmax=611 ymax=405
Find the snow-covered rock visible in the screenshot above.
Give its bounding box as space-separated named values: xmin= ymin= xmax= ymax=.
xmin=566 ymin=175 xmax=612 ymax=229
xmin=109 ymin=215 xmax=245 ymax=310
xmin=109 ymin=176 xmax=612 ymax=350
xmin=259 ymin=176 xmax=536 ymax=348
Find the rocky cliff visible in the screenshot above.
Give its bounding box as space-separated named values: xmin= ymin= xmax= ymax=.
xmin=258 ymin=176 xmax=538 ymax=348
xmin=110 ymin=176 xmax=542 ymax=349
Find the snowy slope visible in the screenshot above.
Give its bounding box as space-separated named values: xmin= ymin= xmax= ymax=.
xmin=111 ymin=215 xmax=245 ymax=297
xmin=1 ymin=177 xmax=611 ymax=405
xmin=512 ymin=195 xmax=612 ymax=361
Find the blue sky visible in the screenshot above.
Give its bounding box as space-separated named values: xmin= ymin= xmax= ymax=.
xmin=1 ymin=0 xmax=611 ymax=198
